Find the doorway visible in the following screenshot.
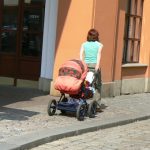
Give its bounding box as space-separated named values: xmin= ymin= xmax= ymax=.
xmin=0 ymin=0 xmax=45 ymax=86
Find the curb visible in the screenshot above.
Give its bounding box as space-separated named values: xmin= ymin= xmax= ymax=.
xmin=0 ymin=114 xmax=150 ymax=150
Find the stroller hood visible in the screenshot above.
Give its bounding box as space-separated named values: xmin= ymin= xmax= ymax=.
xmin=54 ymin=59 xmax=88 ymax=94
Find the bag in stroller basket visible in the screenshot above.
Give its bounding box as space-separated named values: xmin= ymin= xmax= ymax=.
xmin=80 ymin=71 xmax=95 ymax=99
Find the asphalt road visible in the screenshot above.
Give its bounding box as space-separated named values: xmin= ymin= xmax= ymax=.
xmin=31 ymin=119 xmax=150 ymax=150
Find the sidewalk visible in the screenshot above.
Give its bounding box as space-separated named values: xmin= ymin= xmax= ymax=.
xmin=0 ymin=85 xmax=150 ymax=150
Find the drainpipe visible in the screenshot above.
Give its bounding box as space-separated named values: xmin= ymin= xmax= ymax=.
xmin=91 ymin=0 xmax=96 ymax=28
xmin=111 ymin=0 xmax=120 ymax=96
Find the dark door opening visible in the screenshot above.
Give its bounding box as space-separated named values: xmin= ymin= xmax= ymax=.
xmin=0 ymin=0 xmax=45 ymax=86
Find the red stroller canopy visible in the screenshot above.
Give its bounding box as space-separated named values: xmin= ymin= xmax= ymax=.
xmin=54 ymin=59 xmax=88 ymax=95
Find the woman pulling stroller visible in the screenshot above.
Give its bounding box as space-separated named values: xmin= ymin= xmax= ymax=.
xmin=80 ymin=28 xmax=103 ymax=108
xmin=47 ymin=28 xmax=103 ymax=121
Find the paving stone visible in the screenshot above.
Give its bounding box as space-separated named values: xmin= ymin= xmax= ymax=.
xmin=31 ymin=119 xmax=150 ymax=150
xmin=0 ymin=86 xmax=150 ymax=149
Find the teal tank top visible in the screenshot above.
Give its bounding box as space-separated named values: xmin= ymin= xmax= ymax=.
xmin=83 ymin=41 xmax=102 ymax=64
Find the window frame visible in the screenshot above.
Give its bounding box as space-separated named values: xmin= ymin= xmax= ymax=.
xmin=123 ymin=0 xmax=144 ymax=63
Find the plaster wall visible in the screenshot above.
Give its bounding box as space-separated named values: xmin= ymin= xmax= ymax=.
xmin=94 ymin=0 xmax=119 ymax=82
xmin=50 ymin=0 xmax=128 ymax=96
xmin=50 ymin=0 xmax=150 ymax=96
xmin=51 ymin=0 xmax=95 ymax=95
xmin=121 ymin=0 xmax=150 ymax=80
xmin=140 ymin=0 xmax=150 ymax=78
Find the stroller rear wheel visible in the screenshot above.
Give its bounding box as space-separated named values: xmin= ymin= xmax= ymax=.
xmin=76 ymin=104 xmax=86 ymax=121
xmin=88 ymin=100 xmax=97 ymax=118
xmin=47 ymin=99 xmax=57 ymax=116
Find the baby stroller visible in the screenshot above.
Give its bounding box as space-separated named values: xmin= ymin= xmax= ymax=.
xmin=47 ymin=59 xmax=98 ymax=121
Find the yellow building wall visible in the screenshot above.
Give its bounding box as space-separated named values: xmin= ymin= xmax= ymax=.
xmin=114 ymin=0 xmax=127 ymax=80
xmin=50 ymin=0 xmax=150 ymax=96
xmin=94 ymin=0 xmax=119 ymax=82
xmin=51 ymin=0 xmax=95 ymax=95
xmin=140 ymin=0 xmax=150 ymax=77
xmin=121 ymin=0 xmax=150 ymax=80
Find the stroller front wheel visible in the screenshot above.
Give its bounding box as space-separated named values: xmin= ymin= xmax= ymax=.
xmin=47 ymin=99 xmax=57 ymax=116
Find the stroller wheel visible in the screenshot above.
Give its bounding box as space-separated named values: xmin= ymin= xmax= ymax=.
xmin=47 ymin=99 xmax=57 ymax=116
xmin=88 ymin=100 xmax=97 ymax=118
xmin=76 ymin=104 xmax=86 ymax=121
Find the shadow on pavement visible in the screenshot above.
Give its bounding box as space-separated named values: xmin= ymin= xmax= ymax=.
xmin=0 ymin=85 xmax=45 ymax=121
xmin=0 ymin=85 xmax=46 ymax=107
xmin=0 ymin=107 xmax=40 ymax=121
xmin=100 ymin=103 xmax=108 ymax=111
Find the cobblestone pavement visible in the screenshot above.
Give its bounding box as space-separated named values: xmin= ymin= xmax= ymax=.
xmin=0 ymin=86 xmax=150 ymax=145
xmin=31 ymin=119 xmax=150 ymax=150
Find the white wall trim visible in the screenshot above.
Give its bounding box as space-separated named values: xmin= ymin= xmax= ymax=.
xmin=40 ymin=0 xmax=58 ymax=79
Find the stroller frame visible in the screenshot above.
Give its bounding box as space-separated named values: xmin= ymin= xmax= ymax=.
xmin=47 ymin=60 xmax=101 ymax=121
xmin=47 ymin=70 xmax=101 ymax=121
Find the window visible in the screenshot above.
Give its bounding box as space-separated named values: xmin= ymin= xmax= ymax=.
xmin=22 ymin=0 xmax=45 ymax=56
xmin=0 ymin=0 xmax=19 ymax=53
xmin=123 ymin=0 xmax=144 ymax=63
xmin=0 ymin=0 xmax=45 ymax=56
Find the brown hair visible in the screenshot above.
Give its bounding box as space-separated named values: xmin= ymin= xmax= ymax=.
xmin=87 ymin=28 xmax=99 ymax=42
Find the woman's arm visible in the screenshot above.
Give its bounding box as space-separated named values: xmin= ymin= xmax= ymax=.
xmin=80 ymin=44 xmax=84 ymax=61
xmin=95 ymin=45 xmax=103 ymax=71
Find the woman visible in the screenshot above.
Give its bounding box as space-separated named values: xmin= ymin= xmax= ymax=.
xmin=80 ymin=28 xmax=103 ymax=107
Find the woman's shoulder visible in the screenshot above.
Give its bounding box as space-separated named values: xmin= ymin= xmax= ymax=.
xmin=96 ymin=41 xmax=103 ymax=46
xmin=82 ymin=41 xmax=103 ymax=47
xmin=82 ymin=41 xmax=88 ymax=45
xmin=95 ymin=41 xmax=103 ymax=48
xmin=81 ymin=41 xmax=89 ymax=47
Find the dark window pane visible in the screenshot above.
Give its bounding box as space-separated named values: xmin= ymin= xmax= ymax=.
xmin=1 ymin=31 xmax=17 ymax=53
xmin=22 ymin=0 xmax=45 ymax=57
xmin=2 ymin=0 xmax=19 ymax=30
xmin=0 ymin=0 xmax=19 ymax=53
xmin=22 ymin=33 xmax=42 ymax=56
xmin=24 ymin=9 xmax=43 ymax=32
